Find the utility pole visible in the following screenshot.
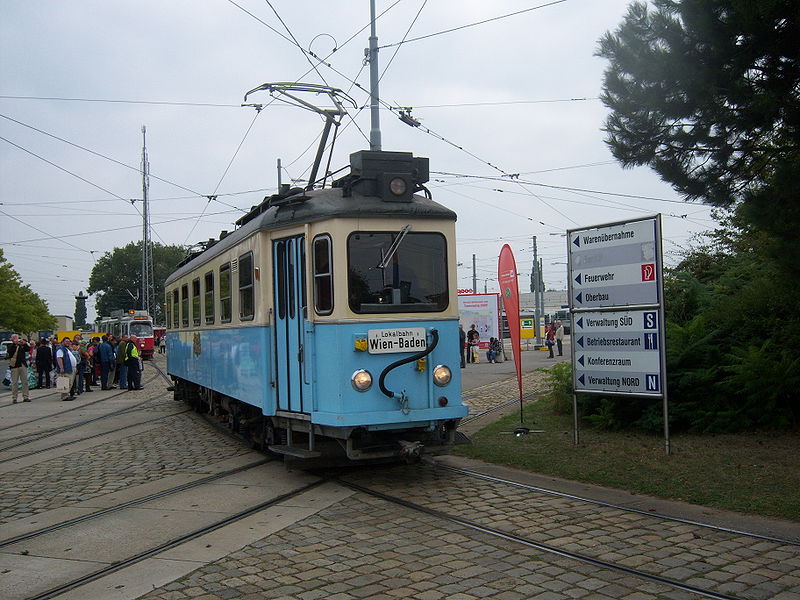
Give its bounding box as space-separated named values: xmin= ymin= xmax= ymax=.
xmin=277 ymin=158 xmax=282 ymax=188
xmin=367 ymin=0 xmax=382 ymax=151
xmin=472 ymin=254 xmax=477 ymax=293
xmin=531 ymin=236 xmax=543 ymax=348
xmin=140 ymin=126 xmax=155 ymax=317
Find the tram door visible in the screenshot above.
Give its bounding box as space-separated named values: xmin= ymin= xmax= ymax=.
xmin=272 ymin=236 xmax=308 ymax=413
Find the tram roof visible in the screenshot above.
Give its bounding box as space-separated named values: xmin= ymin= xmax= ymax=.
xmin=166 ymin=187 xmax=456 ymax=285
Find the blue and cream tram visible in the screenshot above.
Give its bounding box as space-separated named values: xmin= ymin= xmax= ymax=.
xmin=165 ymin=150 xmax=467 ymax=462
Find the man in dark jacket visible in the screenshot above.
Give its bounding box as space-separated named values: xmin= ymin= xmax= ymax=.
xmin=98 ymin=335 xmax=115 ymax=390
xmin=35 ymin=340 xmax=53 ymax=389
xmin=125 ymin=335 xmax=142 ymax=390
xmin=8 ymin=334 xmax=31 ymax=403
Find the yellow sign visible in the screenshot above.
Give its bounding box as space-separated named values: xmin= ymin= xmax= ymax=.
xmin=520 ymin=318 xmax=534 ymax=339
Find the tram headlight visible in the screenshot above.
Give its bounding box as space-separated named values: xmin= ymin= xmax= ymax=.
xmin=433 ymin=365 xmax=451 ymax=387
xmin=351 ymin=369 xmax=373 ymax=392
xmin=389 ymin=177 xmax=407 ymax=196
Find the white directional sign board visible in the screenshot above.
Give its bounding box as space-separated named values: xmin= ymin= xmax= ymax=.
xmin=568 ymin=216 xmax=666 ymax=398
xmin=569 ymin=218 xmax=659 ymax=308
xmin=572 ymin=309 xmax=663 ymax=395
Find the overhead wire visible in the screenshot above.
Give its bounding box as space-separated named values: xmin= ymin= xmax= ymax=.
xmin=7 ymin=208 xmax=243 ymax=247
xmin=0 ymin=113 xmax=247 ymax=214
xmin=402 ymin=97 xmax=600 ymax=108
xmin=0 ymin=209 xmax=89 ymax=255
xmin=183 ymin=107 xmax=263 ymax=244
xmin=378 ymin=0 xmax=569 ymax=49
xmin=1 ymin=135 xmax=132 ymax=204
xmin=0 ymin=95 xmax=241 ymax=108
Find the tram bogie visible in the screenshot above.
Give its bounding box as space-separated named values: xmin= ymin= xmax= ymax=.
xmin=165 ymin=150 xmax=468 ymax=463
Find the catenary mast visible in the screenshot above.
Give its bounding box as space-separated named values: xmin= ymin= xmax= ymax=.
xmin=368 ymin=0 xmax=381 ymax=150
xmin=140 ymin=126 xmax=155 ymax=317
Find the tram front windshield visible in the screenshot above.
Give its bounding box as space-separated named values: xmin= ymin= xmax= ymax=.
xmin=130 ymin=322 xmax=153 ymax=338
xmin=348 ymin=231 xmax=448 ymax=313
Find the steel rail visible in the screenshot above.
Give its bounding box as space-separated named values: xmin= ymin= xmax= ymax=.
xmin=431 ymin=462 xmax=800 ymax=546
xmin=339 ymin=479 xmax=746 ymax=600
xmin=29 ymin=479 xmax=326 ymax=600
xmin=0 ymin=371 xmax=161 ymax=432
xmin=0 ymin=383 xmax=163 ymax=451
xmin=0 ymin=392 xmax=188 ymax=464
xmin=0 ymin=458 xmax=271 ymax=548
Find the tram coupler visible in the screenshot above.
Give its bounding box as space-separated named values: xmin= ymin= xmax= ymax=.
xmin=398 ymin=440 xmax=424 ymax=463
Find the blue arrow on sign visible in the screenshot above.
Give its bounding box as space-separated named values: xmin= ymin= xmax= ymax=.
xmin=576 ymin=317 xmax=583 ymax=328
xmin=578 ymin=355 xmax=584 ymax=366
xmin=577 ymin=336 xmax=584 ymax=348
xmin=575 ymin=273 xmax=582 ymax=285
xmin=575 ymin=292 xmax=582 ymax=304
xmin=573 ymin=236 xmax=580 ymax=248
xmin=578 ymin=374 xmax=585 ymax=385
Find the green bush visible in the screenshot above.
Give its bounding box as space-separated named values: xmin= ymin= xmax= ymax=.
xmin=539 ymin=362 xmax=573 ymax=415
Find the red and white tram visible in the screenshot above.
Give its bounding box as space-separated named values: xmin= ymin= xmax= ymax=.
xmin=95 ymin=310 xmax=155 ymax=359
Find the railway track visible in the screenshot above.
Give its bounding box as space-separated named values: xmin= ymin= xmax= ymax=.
xmin=0 ymin=393 xmax=190 ymax=465
xmin=0 ymin=458 xmax=271 ymax=549
xmin=338 ymin=478 xmax=746 ymax=600
xmin=0 ymin=374 xmax=164 ymax=451
xmin=27 ymin=478 xmax=326 ymax=600
xmin=336 ymin=463 xmax=800 ymax=600
xmin=430 ymin=461 xmax=800 ymax=546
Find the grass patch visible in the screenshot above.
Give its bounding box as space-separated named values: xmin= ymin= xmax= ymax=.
xmin=453 ymin=393 xmax=800 ymax=522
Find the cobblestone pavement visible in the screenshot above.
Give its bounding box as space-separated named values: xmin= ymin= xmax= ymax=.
xmin=461 ymin=370 xmax=551 ymax=419
xmin=339 ymin=464 xmax=800 ymax=600
xmin=139 ymin=493 xmax=691 ymax=600
xmin=0 ymin=396 xmax=250 ymax=524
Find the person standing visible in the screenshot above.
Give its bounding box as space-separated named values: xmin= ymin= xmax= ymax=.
xmin=54 ymin=337 xmax=77 ymax=401
xmin=78 ymin=342 xmax=93 ymax=393
xmin=458 ymin=324 xmax=466 ymax=369
xmin=7 ymin=334 xmax=31 ymax=403
xmin=98 ymin=335 xmax=115 ymax=390
xmin=116 ymin=334 xmax=129 ymax=390
xmin=35 ymin=340 xmax=53 ymax=389
xmin=545 ymin=323 xmax=556 ymax=358
xmin=555 ymin=320 xmax=565 ymax=357
xmin=125 ymin=335 xmax=142 ymax=390
xmin=466 ymin=324 xmax=480 ymax=363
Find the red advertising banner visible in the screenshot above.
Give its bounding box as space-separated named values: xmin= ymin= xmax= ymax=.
xmin=498 ymin=245 xmax=523 ymax=413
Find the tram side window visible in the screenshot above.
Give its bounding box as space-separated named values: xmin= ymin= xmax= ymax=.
xmin=239 ymin=252 xmax=254 ymax=321
xmin=181 ymin=284 xmax=189 ymax=327
xmin=204 ymin=271 xmax=215 ymax=324
xmin=192 ymin=278 xmax=201 ymax=326
xmin=172 ymin=289 xmax=180 ymax=328
xmin=165 ymin=292 xmax=172 ymax=329
xmin=347 ymin=231 xmax=449 ymax=314
xmin=220 ymin=263 xmax=232 ymax=323
xmin=313 ymin=235 xmax=333 ymax=315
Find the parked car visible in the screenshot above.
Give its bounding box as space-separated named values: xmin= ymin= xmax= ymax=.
xmin=0 ymin=340 xmax=14 ymax=360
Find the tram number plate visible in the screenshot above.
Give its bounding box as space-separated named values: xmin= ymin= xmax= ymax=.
xmin=367 ymin=327 xmax=427 ymax=354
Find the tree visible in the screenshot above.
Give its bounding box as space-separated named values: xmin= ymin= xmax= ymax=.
xmin=597 ymin=0 xmax=800 ymax=263
xmin=0 ymin=249 xmax=57 ymax=333
xmin=87 ymin=242 xmax=186 ymax=322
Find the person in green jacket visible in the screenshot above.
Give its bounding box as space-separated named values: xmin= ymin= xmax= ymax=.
xmin=126 ymin=335 xmax=142 ymax=390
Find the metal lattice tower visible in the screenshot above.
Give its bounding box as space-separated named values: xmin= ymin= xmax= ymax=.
xmin=140 ymin=126 xmax=155 ymax=316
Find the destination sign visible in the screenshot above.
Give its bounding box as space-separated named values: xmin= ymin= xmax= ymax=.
xmin=569 ymin=218 xmax=659 ymax=309
xmin=367 ymin=327 xmax=427 ymax=354
xmin=572 ymin=308 xmax=663 ymax=395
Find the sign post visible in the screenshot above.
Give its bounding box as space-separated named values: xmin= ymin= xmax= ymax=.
xmin=567 ymin=215 xmax=669 ymax=454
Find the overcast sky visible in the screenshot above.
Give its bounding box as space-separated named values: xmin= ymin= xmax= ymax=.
xmin=0 ymin=0 xmax=717 ymax=322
